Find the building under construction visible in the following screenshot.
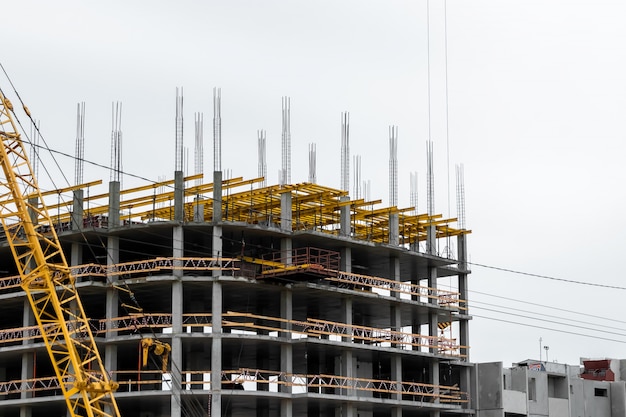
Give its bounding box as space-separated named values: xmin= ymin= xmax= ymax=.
xmin=0 ymin=93 xmax=472 ymax=417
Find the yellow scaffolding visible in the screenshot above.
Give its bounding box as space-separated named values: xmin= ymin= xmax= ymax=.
xmin=16 ymin=175 xmax=470 ymax=246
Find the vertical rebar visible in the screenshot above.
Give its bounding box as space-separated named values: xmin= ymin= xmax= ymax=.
xmin=194 ymin=113 xmax=204 ymax=187
xmin=456 ymin=164 xmax=466 ymax=230
xmin=110 ymin=101 xmax=123 ymax=184
xmin=410 ymin=172 xmax=418 ymax=215
xmin=389 ymin=126 xmax=398 ymax=207
xmin=74 ymin=102 xmax=85 ymax=186
xmin=308 ymin=143 xmax=316 ymax=184
xmin=175 ymin=88 xmax=184 ymax=172
xmin=426 ymin=141 xmax=435 ymax=217
xmin=258 ymin=130 xmax=267 ymax=188
xmin=340 ymin=112 xmax=350 ymax=193
xmin=213 ymin=87 xmax=222 ymax=172
xmin=353 ymin=155 xmax=361 ymax=200
xmin=281 ymin=97 xmax=291 ymax=185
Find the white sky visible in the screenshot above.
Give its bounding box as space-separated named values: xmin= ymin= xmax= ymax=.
xmin=3 ymin=0 xmax=626 ymax=367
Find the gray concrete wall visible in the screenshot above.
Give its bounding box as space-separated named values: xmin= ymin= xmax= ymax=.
xmin=510 ymin=366 xmax=528 ymax=393
xmin=476 ymin=362 xmax=503 ymax=417
xmin=547 ymin=398 xmax=568 ymax=417
xmin=583 ymin=380 xmax=611 ymax=417
xmin=503 ymin=389 xmax=527 ymax=415
xmin=569 ymin=378 xmax=584 ymax=417
xmin=527 ymin=371 xmax=548 ymax=417
xmin=610 ymin=381 xmax=626 ymax=417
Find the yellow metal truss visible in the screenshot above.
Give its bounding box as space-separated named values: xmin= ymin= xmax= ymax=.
xmin=0 ymin=92 xmax=120 ymax=417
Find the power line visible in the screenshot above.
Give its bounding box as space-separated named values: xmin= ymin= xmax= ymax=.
xmin=472 ymin=306 xmax=626 ymax=338
xmin=469 ymin=261 xmax=626 ymax=291
xmin=469 ymin=288 xmax=626 ymax=325
xmin=470 ymin=299 xmax=626 ymax=333
xmin=473 ymin=314 xmax=626 ymax=345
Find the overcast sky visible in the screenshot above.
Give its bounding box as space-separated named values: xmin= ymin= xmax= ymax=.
xmin=3 ymin=0 xmax=626 ymax=367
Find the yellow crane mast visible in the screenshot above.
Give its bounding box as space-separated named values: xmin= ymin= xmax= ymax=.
xmin=0 ymin=91 xmax=121 ymax=416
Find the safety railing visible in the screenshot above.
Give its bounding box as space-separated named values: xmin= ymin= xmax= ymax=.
xmin=326 ymin=270 xmax=466 ymax=310
xmin=0 ymin=312 xmax=467 ymax=358
xmin=0 ymin=369 xmax=468 ymax=405
xmin=0 ymin=256 xmax=465 ymax=310
xmin=243 ymin=247 xmax=340 ymax=278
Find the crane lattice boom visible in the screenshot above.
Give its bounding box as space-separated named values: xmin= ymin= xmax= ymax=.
xmin=0 ymin=91 xmax=121 ymax=417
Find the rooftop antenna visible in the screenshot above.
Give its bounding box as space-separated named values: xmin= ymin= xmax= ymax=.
xmin=456 ymin=164 xmax=466 ymax=230
xmin=74 ymin=102 xmax=85 ymax=186
xmin=110 ymin=101 xmax=123 ymax=184
xmin=410 ymin=172 xmax=418 ymax=215
xmin=389 ymin=126 xmax=398 ymax=207
xmin=308 ymin=143 xmax=317 ymax=184
xmin=353 ymin=154 xmax=361 ymax=200
xmin=281 ymin=96 xmax=291 ymax=185
xmin=340 ymin=111 xmax=350 ymax=193
xmin=194 ymin=112 xmax=204 ymax=186
xmin=258 ymin=130 xmax=267 ymax=188
xmin=213 ymin=87 xmax=222 ymax=172
xmin=174 ymin=88 xmax=184 ymax=172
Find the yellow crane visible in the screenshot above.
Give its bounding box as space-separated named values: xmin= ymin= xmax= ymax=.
xmin=0 ymin=90 xmax=121 ymax=416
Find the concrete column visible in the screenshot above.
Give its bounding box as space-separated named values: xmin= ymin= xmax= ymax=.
xmin=339 ymin=197 xmax=350 ymax=237
xmin=427 ymin=262 xmax=440 ymax=403
xmin=389 ymin=255 xmax=403 ymax=409
xmin=340 ymin=297 xmax=355 ymax=417
xmin=389 ymin=254 xmax=403 ymax=408
xmin=70 ymin=191 xmax=84 ymax=284
xmin=213 ymin=171 xmax=222 ymax=222
xmin=71 ymin=189 xmax=84 ymax=231
xmin=389 ymin=256 xmax=400 ymax=299
xmin=173 ymin=226 xmax=184 ymax=278
xmin=211 ymin=281 xmax=223 ymax=417
xmin=213 ymin=172 xmax=223 ymax=278
xmin=457 ymin=234 xmax=469 ymax=359
xmin=170 ymin=230 xmax=183 ymax=417
xmin=389 ymin=213 xmax=399 ymax=246
xmin=426 ymin=224 xmax=436 ymax=255
xmin=280 ymin=191 xmax=292 ymax=232
xmin=457 ymin=234 xmax=471 ymax=406
xmin=174 ymin=171 xmax=185 ymax=222
xmin=340 ymin=247 xmax=351 ymax=274
xmin=105 ymin=181 xmax=120 ymax=382
xmin=194 ymin=195 xmax=205 ymax=222
xmin=109 ymin=181 xmax=121 ymax=228
xmin=20 ymin=351 xmax=33 ymax=398
xmin=428 ymin=265 xmax=438 ymax=307
xmin=280 ymin=288 xmax=293 ymax=417
xmin=19 ymin=404 xmax=32 ymax=417
xmin=21 ymin=297 xmax=34 ymax=404
xmin=104 ymin=285 xmax=118 ymax=377
xmin=280 ymin=191 xmax=293 ymax=267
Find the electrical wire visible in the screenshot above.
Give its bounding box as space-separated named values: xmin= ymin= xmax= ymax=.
xmin=470 ymin=299 xmax=626 ymax=333
xmin=473 ymin=314 xmax=626 ymax=345
xmin=469 ymin=261 xmax=626 ymax=291
xmin=469 ymin=288 xmax=626 ymax=325
xmin=471 ymin=305 xmax=626 ymax=338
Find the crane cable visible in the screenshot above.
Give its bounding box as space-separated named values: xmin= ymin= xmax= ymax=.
xmin=0 ymin=62 xmax=208 ymax=417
